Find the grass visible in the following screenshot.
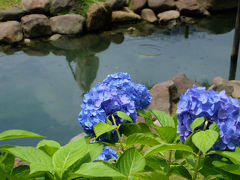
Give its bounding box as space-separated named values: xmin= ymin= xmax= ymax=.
xmin=0 ymin=0 xmax=21 ymax=10
xmin=77 ymin=0 xmax=105 ymax=17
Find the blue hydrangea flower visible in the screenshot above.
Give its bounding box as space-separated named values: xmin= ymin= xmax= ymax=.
xmin=94 ymin=146 xmax=118 ymax=161
xmin=177 ymin=85 xmax=240 ymax=151
xmin=78 ymin=72 xmax=151 ymax=142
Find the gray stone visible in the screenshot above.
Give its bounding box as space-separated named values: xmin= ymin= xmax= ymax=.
xmin=49 ymin=34 xmax=62 ymax=41
xmin=14 ymin=158 xmax=28 ymax=168
xmin=209 ymin=77 xmax=240 ymax=98
xmin=112 ymin=7 xmax=141 ymax=23
xmin=87 ymin=2 xmax=112 ymax=32
xmin=176 ymin=0 xmax=210 ymax=17
xmin=21 ymin=0 xmax=50 ymax=14
xmin=107 ymin=0 xmax=126 ymax=10
xmin=0 ymin=21 xmax=23 ymax=44
xmin=50 ymin=14 xmax=85 ymax=35
xmin=50 ymin=0 xmax=77 ymax=15
xmin=149 ymin=80 xmax=175 ymax=114
xmin=148 ymin=0 xmax=176 ymax=12
xmin=21 ymin=14 xmax=52 ymax=38
xmin=141 ymin=8 xmax=157 ymax=23
xmin=129 ymin=0 xmax=147 ymax=12
xmin=24 ymin=38 xmax=31 ymax=45
xmin=0 ymin=8 xmax=25 ymax=22
xmin=70 ymin=132 xmax=87 ymax=142
xmin=158 ymin=10 xmax=180 ymax=22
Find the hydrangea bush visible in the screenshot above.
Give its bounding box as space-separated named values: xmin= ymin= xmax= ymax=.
xmin=78 ymin=72 xmax=151 ymax=141
xmin=177 ymin=85 xmax=240 ymax=151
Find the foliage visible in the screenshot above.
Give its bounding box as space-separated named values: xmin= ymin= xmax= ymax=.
xmin=0 ymin=0 xmax=21 ymax=10
xmin=77 ymin=0 xmax=105 ymax=17
xmin=0 ymin=75 xmax=240 ymax=180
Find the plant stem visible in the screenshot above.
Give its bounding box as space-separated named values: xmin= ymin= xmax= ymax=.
xmin=192 ymin=120 xmax=209 ymax=180
xmin=192 ymin=154 xmax=201 ymax=180
xmin=166 ymin=150 xmax=172 ymax=176
xmin=112 ymin=115 xmax=125 ymax=152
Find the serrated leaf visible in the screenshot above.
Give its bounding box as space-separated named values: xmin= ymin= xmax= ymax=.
xmin=119 ymin=123 xmax=151 ymax=136
xmin=132 ymin=171 xmax=168 ymax=180
xmin=208 ymin=150 xmax=240 ymax=164
xmin=145 ymin=155 xmax=167 ymax=171
xmin=209 ymin=122 xmax=219 ymax=132
xmin=145 ymin=144 xmax=194 ymax=157
xmin=0 ymin=152 xmax=14 ymax=174
xmin=150 ymin=110 xmax=175 ymax=128
xmin=116 ymin=111 xmax=133 ymax=122
xmin=0 ymin=130 xmax=43 ymax=140
xmin=37 ymin=139 xmax=60 ymax=157
xmin=169 ymin=165 xmax=192 ymax=179
xmin=10 ymin=166 xmax=31 ymax=180
xmin=191 ymin=117 xmax=205 ymax=131
xmin=126 ymin=133 xmax=160 ymax=146
xmin=117 ymin=148 xmax=146 ymax=177
xmin=192 ymin=130 xmax=219 ymax=154
xmin=154 ymin=126 xmax=177 ymax=143
xmin=94 ymin=122 xmax=117 ymax=138
xmin=212 ymin=161 xmax=240 ymax=175
xmin=73 ymin=162 xmax=125 ymax=178
xmin=52 ymin=137 xmax=88 ymax=178
xmin=4 ymin=146 xmax=53 ymax=175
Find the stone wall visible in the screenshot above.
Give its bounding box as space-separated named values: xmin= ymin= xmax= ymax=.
xmin=0 ymin=0 xmax=237 ymax=44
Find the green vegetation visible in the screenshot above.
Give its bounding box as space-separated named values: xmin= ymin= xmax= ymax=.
xmin=0 ymin=0 xmax=21 ymax=10
xmin=77 ymin=0 xmax=105 ymax=17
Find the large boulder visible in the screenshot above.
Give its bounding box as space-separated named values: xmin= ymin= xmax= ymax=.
xmin=21 ymin=0 xmax=50 ymax=14
xmin=158 ymin=10 xmax=180 ymax=22
xmin=141 ymin=8 xmax=157 ymax=23
xmin=197 ymin=0 xmax=237 ymax=12
xmin=176 ymin=0 xmax=209 ymax=17
xmin=0 ymin=8 xmax=25 ymax=22
xmin=107 ymin=0 xmax=126 ymax=10
xmin=209 ymin=77 xmax=240 ymax=98
xmin=148 ymin=0 xmax=176 ymax=12
xmin=0 ymin=21 xmax=23 ymax=44
xmin=50 ymin=0 xmax=77 ymax=15
xmin=21 ymin=14 xmax=52 ymax=38
xmin=50 ymin=14 xmax=85 ymax=35
xmin=128 ymin=0 xmax=147 ymax=12
xmin=112 ymin=7 xmax=141 ymax=22
xmin=87 ymin=2 xmax=112 ymax=32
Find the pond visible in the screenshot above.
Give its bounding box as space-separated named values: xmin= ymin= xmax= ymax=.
xmin=0 ymin=12 xmax=239 ymax=146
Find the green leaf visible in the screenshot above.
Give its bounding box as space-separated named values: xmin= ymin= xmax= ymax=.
xmin=209 ymin=122 xmax=219 ymax=132
xmin=169 ymin=165 xmax=192 ymax=179
xmin=190 ymin=117 xmax=205 ymax=131
xmin=4 ymin=146 xmax=53 ymax=175
xmin=145 ymin=144 xmax=194 ymax=157
xmin=52 ymin=137 xmax=88 ymax=177
xmin=137 ymin=109 xmax=153 ymax=126
xmin=212 ymin=161 xmax=240 ymax=175
xmin=132 ymin=171 xmax=168 ymax=180
xmin=74 ymin=162 xmax=126 ymax=178
xmin=62 ymin=143 xmax=104 ymax=179
xmin=117 ymin=148 xmax=146 ymax=177
xmin=192 ymin=130 xmax=219 ymax=154
xmin=10 ymin=166 xmax=31 ymax=180
xmin=154 ymin=126 xmax=177 ymax=143
xmin=116 ymin=111 xmax=133 ymax=122
xmin=37 ymin=139 xmax=60 ymax=157
xmin=145 ymin=155 xmax=167 ymax=171
xmin=126 ymin=133 xmax=160 ymax=146
xmin=94 ymin=122 xmax=118 ymax=138
xmin=150 ymin=110 xmax=175 ymax=128
xmin=119 ymin=123 xmax=151 ymax=136
xmin=0 ymin=152 xmax=14 ymax=174
xmin=0 ymin=130 xmax=44 ymax=140
xmin=208 ymin=150 xmax=240 ymax=164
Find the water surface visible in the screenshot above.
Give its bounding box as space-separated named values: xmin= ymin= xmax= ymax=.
xmin=0 ymin=13 xmax=239 ymax=145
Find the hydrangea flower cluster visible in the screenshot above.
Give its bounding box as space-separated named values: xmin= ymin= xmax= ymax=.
xmin=78 ymin=72 xmax=151 ymax=141
xmin=94 ymin=146 xmax=118 ymax=161
xmin=177 ymin=85 xmax=240 ymax=151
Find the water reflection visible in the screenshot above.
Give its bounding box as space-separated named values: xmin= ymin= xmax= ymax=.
xmin=0 ymin=13 xmax=239 ymax=145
